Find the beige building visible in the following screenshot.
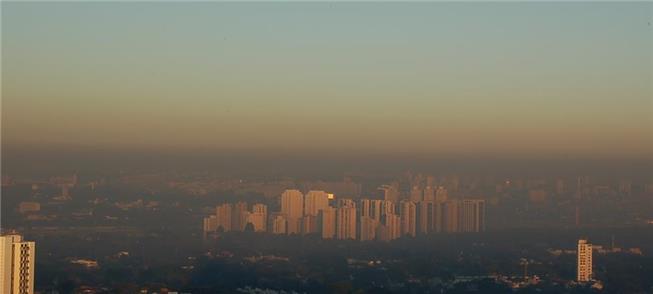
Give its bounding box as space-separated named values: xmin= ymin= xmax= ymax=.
xmin=319 ymin=207 xmax=336 ymax=239
xmin=1 ymin=234 xmax=35 ymax=294
xmin=577 ymin=239 xmax=593 ymax=282
xmin=336 ymin=206 xmax=357 ymax=240
xmin=245 ymin=212 xmax=266 ymax=232
xmin=245 ymin=204 xmax=267 ymax=232
xmin=418 ymin=201 xmax=441 ymax=234
xmin=215 ymin=203 xmax=232 ymax=232
xmin=247 ymin=204 xmax=268 ymax=232
xmin=281 ymin=189 xmax=304 ymax=218
xmin=281 ymin=189 xmax=304 ymax=234
xmin=304 ymin=190 xmax=329 ymax=216
xmin=301 ymin=215 xmax=318 ymax=234
xmin=360 ymin=199 xmax=372 ymax=218
xmin=400 ymin=201 xmax=417 ymax=237
xmin=381 ymin=200 xmax=396 ymax=217
xmin=271 ymin=214 xmax=287 ymax=235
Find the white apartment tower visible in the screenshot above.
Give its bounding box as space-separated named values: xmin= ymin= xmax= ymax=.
xmin=1 ymin=234 xmax=36 ymax=294
xmin=577 ymin=239 xmax=593 ymax=282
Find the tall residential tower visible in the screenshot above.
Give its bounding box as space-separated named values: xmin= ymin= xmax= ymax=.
xmin=577 ymin=239 xmax=593 ymax=282
xmin=0 ymin=234 xmax=36 ymax=294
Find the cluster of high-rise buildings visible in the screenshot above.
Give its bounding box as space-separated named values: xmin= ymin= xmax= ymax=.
xmin=0 ymin=234 xmax=35 ymax=294
xmin=203 ymin=186 xmax=486 ymax=241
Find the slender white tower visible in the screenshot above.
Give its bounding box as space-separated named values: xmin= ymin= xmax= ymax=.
xmin=577 ymin=239 xmax=593 ymax=282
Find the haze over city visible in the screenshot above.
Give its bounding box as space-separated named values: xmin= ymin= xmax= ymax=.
xmin=1 ymin=2 xmax=652 ymax=293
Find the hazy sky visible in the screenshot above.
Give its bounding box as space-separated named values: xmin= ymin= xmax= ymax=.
xmin=3 ymin=2 xmax=652 ymax=158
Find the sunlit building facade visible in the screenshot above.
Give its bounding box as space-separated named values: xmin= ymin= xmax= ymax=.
xmin=336 ymin=206 xmax=357 ymax=240
xmin=0 ymin=234 xmax=35 ymax=294
xmin=319 ymin=207 xmax=336 ymax=239
xmin=577 ymin=239 xmax=593 ymax=282
xmin=304 ymin=190 xmax=329 ymax=217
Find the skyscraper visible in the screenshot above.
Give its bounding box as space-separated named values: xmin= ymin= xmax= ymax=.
xmin=271 ymin=214 xmax=287 ymax=235
xmin=319 ymin=206 xmax=336 ymax=239
xmin=0 ymin=234 xmax=35 ymax=294
xmin=336 ymin=206 xmax=357 ymax=240
xmin=381 ymin=200 xmax=396 ymax=217
xmin=400 ymin=201 xmax=417 ymax=237
xmin=442 ymin=200 xmax=459 ymax=233
xmin=304 ymin=190 xmax=329 ymax=216
xmin=246 ymin=203 xmax=268 ymax=232
xmin=232 ymin=201 xmax=248 ymax=231
xmin=281 ymin=189 xmax=304 ymax=219
xmin=459 ymin=200 xmax=486 ymax=233
xmin=360 ymin=199 xmax=372 ymax=219
xmin=301 ymin=215 xmax=318 ymax=234
xmin=369 ymin=199 xmax=384 ymax=222
xmin=281 ymin=189 xmax=304 ymax=234
xmin=252 ymin=203 xmax=268 ymax=215
xmin=577 ymin=239 xmax=593 ymax=282
xmin=215 ymin=203 xmax=232 ymax=232
xmin=417 ymin=201 xmax=436 ymax=234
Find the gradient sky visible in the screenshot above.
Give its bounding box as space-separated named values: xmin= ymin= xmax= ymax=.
xmin=2 ymin=2 xmax=652 ymax=158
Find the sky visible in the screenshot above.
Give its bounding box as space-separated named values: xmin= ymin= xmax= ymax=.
xmin=2 ymin=2 xmax=652 ymax=159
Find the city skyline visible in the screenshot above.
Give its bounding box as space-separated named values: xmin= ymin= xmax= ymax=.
xmin=3 ymin=2 xmax=652 ymax=158
xmin=1 ymin=2 xmax=652 ymax=293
